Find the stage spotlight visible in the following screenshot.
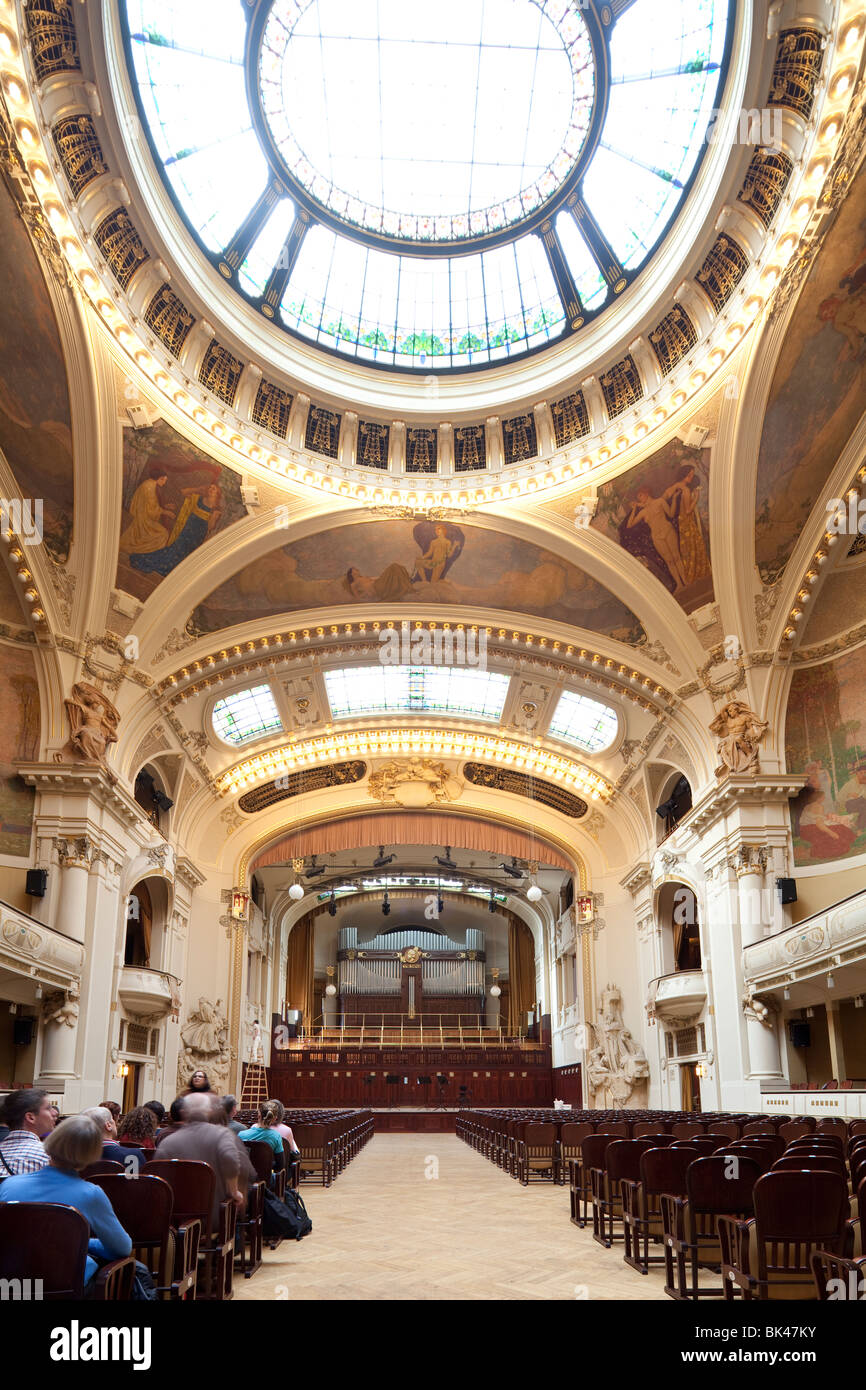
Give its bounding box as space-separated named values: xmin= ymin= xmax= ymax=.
xmin=328 ymin=891 xmax=337 ymax=917
xmin=437 ymin=894 xmax=444 ymax=915
xmin=382 ymin=890 xmax=391 ymax=917
xmin=488 ymin=891 xmax=496 ymax=913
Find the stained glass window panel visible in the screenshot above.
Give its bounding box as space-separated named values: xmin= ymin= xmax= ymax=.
xmin=212 ymin=685 xmax=284 ymax=745
xmin=548 ymin=691 xmax=618 ymax=752
xmin=324 ymin=666 xmax=510 ymax=720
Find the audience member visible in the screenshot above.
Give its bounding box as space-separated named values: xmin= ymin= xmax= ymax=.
xmin=156 ymin=1093 xmax=254 ymax=1232
xmin=100 ymin=1100 xmax=121 ymax=1124
xmin=81 ymin=1106 xmax=143 ymax=1172
xmin=0 ymin=1088 xmax=55 ymax=1176
xmin=116 ymin=1106 xmax=158 ymax=1153
xmin=143 ymin=1100 xmax=166 ymax=1128
xmin=48 ymin=1104 xmax=61 ymax=1126
xmin=154 ymin=1098 xmax=186 ymax=1147
xmin=238 ymin=1100 xmax=286 ymax=1172
xmin=269 ymin=1099 xmax=300 ymax=1156
xmin=184 ymin=1070 xmax=212 ymax=1095
xmin=0 ymin=1115 xmax=132 ymax=1283
xmin=221 ymin=1095 xmax=245 ymax=1135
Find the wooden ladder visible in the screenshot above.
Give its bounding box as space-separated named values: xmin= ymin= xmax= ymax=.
xmin=240 ymin=1062 xmax=268 ymax=1112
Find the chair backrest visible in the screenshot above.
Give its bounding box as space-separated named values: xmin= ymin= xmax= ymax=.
xmin=671 ymin=1122 xmax=704 ymax=1139
xmin=146 ymin=1158 xmax=216 ymax=1233
xmin=778 ymin=1120 xmax=816 ymax=1143
xmin=816 ymin=1118 xmax=848 ymax=1139
xmin=742 ymin=1121 xmax=775 ymax=1136
xmin=596 ymin=1121 xmax=630 ymax=1138
xmin=772 ymin=1154 xmax=847 ymax=1177
xmin=580 ymin=1134 xmax=612 ymax=1169
xmin=732 ymin=1135 xmax=785 ymax=1163
xmin=559 ymin=1122 xmax=595 ymax=1147
xmin=688 ymin=1135 xmax=729 ymax=1155
xmin=82 ymin=1159 xmax=124 ymax=1177
xmin=0 ymin=1202 xmax=88 ymax=1299
xmin=752 ymin=1170 xmax=849 ymax=1257
xmin=88 ymin=1172 xmax=173 ymax=1245
xmin=244 ymin=1140 xmax=274 ymax=1184
xmin=687 ymin=1154 xmax=762 ymax=1215
xmin=849 ymin=1120 xmax=866 ymax=1136
xmin=710 ymin=1121 xmax=741 ymax=1141
xmin=605 ymin=1138 xmax=654 ymax=1182
xmin=524 ymin=1123 xmax=557 ymax=1147
xmin=640 ymin=1145 xmax=697 ymax=1196
xmin=632 ymin=1123 xmax=669 ymax=1138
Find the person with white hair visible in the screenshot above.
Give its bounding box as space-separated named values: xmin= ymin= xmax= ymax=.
xmin=81 ymin=1105 xmax=143 ymax=1172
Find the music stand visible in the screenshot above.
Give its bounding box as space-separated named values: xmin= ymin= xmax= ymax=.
xmin=435 ymin=1074 xmax=448 ymax=1110
xmin=416 ymin=1074 xmax=432 ymax=1107
xmin=385 ymin=1074 xmax=400 ymax=1108
xmin=457 ymin=1084 xmax=472 ymax=1110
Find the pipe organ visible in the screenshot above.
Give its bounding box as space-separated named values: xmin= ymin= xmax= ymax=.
xmin=335 ymin=926 xmax=486 ymax=1004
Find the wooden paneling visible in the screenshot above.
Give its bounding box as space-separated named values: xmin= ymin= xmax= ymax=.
xmin=552 ymin=1063 xmax=583 ymax=1107
xmin=269 ymin=1048 xmax=553 ymax=1108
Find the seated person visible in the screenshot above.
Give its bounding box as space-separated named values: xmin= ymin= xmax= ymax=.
xmin=154 ymin=1098 xmax=186 ymax=1146
xmin=0 ymin=1115 xmax=132 ymax=1283
xmin=81 ymin=1106 xmax=143 ymax=1172
xmin=221 ymin=1095 xmax=245 ymax=1135
xmin=99 ymin=1100 xmax=121 ymax=1126
xmin=156 ymin=1093 xmax=254 ymax=1232
xmin=0 ymin=1088 xmax=55 ymax=1176
xmin=143 ymin=1100 xmax=166 ymax=1131
xmin=117 ymin=1106 xmax=158 ymax=1154
xmin=238 ymin=1100 xmax=286 ymax=1172
xmin=269 ymin=1099 xmax=300 ymax=1160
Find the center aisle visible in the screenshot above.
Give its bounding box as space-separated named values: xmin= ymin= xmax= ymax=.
xmin=236 ymin=1132 xmax=669 ymax=1301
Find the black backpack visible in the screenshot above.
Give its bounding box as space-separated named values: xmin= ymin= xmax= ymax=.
xmin=262 ymin=1185 xmax=312 ymax=1240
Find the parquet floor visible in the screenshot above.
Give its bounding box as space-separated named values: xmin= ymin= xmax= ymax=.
xmin=235 ymin=1133 xmax=669 ymax=1301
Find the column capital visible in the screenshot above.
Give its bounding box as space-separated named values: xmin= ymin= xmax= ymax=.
xmin=54 ymin=835 xmax=98 ymax=870
xmin=728 ymin=845 xmax=770 ymax=878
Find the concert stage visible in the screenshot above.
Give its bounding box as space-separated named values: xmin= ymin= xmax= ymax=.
xmin=370 ymin=1108 xmax=458 ymax=1133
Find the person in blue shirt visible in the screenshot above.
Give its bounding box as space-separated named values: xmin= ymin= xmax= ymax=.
xmin=238 ymin=1099 xmax=285 ymax=1174
xmin=0 ymin=1114 xmax=132 ymax=1283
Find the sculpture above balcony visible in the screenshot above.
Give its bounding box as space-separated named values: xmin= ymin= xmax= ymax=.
xmin=58 ymin=682 xmax=120 ymax=765
xmin=709 ymin=700 xmax=769 ymax=777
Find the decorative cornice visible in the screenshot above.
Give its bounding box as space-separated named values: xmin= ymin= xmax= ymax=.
xmin=620 ymin=861 xmax=653 ymax=897
xmin=683 ymin=774 xmax=808 ymax=837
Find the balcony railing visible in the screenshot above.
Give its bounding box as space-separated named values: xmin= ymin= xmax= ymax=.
xmin=646 ymin=969 xmax=707 ymax=1022
xmin=743 ymin=886 xmax=866 ymax=989
xmin=117 ymin=966 xmax=180 ymax=1016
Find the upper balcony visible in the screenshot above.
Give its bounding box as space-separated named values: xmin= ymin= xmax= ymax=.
xmin=743 ymin=887 xmax=866 ymax=991
xmin=647 ymin=970 xmax=707 ymax=1023
xmin=117 ymin=967 xmax=181 ymax=1018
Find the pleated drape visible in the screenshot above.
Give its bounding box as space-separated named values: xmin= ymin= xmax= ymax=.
xmin=285 ymin=918 xmax=314 ymax=1022
xmin=507 ymin=918 xmax=536 ymax=1035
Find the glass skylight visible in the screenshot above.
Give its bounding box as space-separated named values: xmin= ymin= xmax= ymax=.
xmin=212 ymin=684 xmax=284 ymax=745
xmin=324 ymin=666 xmax=510 ymax=720
xmin=548 ymin=691 xmax=618 ymax=753
xmin=123 ymin=0 xmax=730 ymax=372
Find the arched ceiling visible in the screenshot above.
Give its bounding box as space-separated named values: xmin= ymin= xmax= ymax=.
xmin=0 ymin=0 xmax=864 ymax=891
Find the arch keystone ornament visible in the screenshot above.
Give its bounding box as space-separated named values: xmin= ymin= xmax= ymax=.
xmin=367 ymin=758 xmax=463 ymax=809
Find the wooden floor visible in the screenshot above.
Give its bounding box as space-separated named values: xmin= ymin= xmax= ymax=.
xmin=235 ymin=1132 xmax=669 ymax=1301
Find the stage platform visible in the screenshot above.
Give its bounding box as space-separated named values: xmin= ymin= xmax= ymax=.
xmin=370 ymin=1108 xmax=458 ymax=1133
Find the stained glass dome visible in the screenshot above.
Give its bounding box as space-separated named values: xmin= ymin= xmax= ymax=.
xmin=123 ymin=0 xmax=731 ymax=371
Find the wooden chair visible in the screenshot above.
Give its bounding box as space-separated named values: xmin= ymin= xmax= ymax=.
xmin=623 ymin=1146 xmax=697 ymax=1275
xmin=89 ymin=1173 xmax=199 ymax=1299
xmin=719 ymin=1170 xmax=850 ymax=1300
xmin=558 ymin=1123 xmax=595 ymax=1187
xmin=710 ymin=1121 xmax=741 ymax=1142
xmin=671 ymin=1122 xmax=704 ymax=1140
xmin=671 ymin=1136 xmax=723 ymax=1157
xmin=291 ymin=1124 xmax=333 ymax=1187
xmin=516 ymin=1122 xmax=558 ymax=1185
xmin=81 ymin=1159 xmax=124 ymax=1178
xmin=570 ymin=1133 xmax=611 ymax=1229
xmin=779 ymin=1120 xmax=816 ymax=1143
xmin=772 ymin=1154 xmax=847 ymax=1178
xmin=147 ymin=1159 xmax=236 ymax=1301
xmin=242 ymin=1140 xmax=276 ymax=1263
xmin=0 ymin=1203 xmax=134 ymax=1300
xmin=591 ymin=1139 xmax=654 ymax=1248
xmin=662 ymin=1154 xmax=762 ymax=1300
xmin=811 ymin=1249 xmax=866 ymax=1299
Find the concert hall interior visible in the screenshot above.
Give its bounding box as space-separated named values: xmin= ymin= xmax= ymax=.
xmin=1 ymin=0 xmax=866 ymax=1311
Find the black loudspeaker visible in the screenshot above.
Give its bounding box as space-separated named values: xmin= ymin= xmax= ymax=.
xmin=26 ymin=869 xmax=47 ymax=897
xmin=777 ymin=877 xmax=798 ymax=904
xmin=789 ymin=1021 xmax=811 ymax=1049
xmin=13 ymin=1017 xmax=34 ymax=1047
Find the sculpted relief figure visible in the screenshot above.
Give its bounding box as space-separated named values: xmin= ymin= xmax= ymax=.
xmin=60 ymin=682 xmax=120 ymax=765
xmin=368 ymin=757 xmax=462 ymax=808
xmin=177 ymin=996 xmax=230 ymax=1092
xmin=709 ymin=700 xmax=769 ymax=777
xmin=585 ymin=983 xmax=650 ymax=1106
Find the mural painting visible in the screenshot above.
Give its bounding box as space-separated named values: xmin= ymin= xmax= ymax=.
xmin=116 ymin=420 xmax=246 ymax=600
xmin=755 ymin=160 xmax=866 ymax=584
xmin=591 ymin=439 xmax=713 ymax=613
xmin=0 ymin=644 xmax=40 ymax=858
xmin=786 ymin=643 xmax=866 ymax=866
xmin=191 ymin=518 xmax=646 ymax=643
xmin=0 ymin=181 xmax=73 ymax=563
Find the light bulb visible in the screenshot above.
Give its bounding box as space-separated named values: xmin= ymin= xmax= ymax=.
xmin=527 ymin=884 xmax=543 ymax=903
xmin=288 ymin=883 xmax=304 ymax=901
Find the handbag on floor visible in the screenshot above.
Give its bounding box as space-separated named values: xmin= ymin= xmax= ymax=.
xmin=262 ymin=1185 xmax=312 ymax=1240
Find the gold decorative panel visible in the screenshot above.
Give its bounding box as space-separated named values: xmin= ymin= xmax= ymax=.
xmin=305 ymin=405 xmax=341 ymax=458
xmin=144 ymin=283 xmax=196 ymax=357
xmin=251 ymin=379 xmax=293 ymax=438
xmin=357 ymin=421 xmax=390 ymax=469
xmin=454 ymin=424 xmax=487 ymax=472
xmin=648 ymin=304 xmax=697 ymax=375
xmin=237 ymin=761 xmax=366 ymax=813
xmin=551 ymin=392 xmax=590 ymax=449
xmin=93 ymin=208 xmax=149 ymax=292
xmin=199 ymin=339 xmax=243 ymax=406
xmin=25 ymin=0 xmax=80 ymax=82
xmin=502 ymin=413 xmax=537 ymax=465
xmin=696 ymin=233 xmax=749 ymax=312
xmin=599 ymin=354 xmax=643 ymax=418
xmin=52 ymin=115 xmax=108 ymax=198
xmin=737 ymin=147 xmax=794 ymax=229
xmin=406 ymin=427 xmax=438 ymax=473
xmin=767 ymin=28 xmax=825 ymax=120
xmin=463 ymin=763 xmax=588 ymax=818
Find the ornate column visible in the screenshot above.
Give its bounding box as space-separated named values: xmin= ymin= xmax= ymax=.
xmin=39 ymin=983 xmax=81 ymax=1083
xmin=53 ymin=835 xmax=97 ymax=944
xmin=733 ymin=846 xmax=783 ymax=1080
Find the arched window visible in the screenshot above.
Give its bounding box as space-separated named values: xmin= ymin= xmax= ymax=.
xmin=125 ymin=881 xmax=152 ymax=967
xmin=655 ymin=773 xmax=692 ymax=843
xmin=657 ymin=881 xmax=702 ymax=973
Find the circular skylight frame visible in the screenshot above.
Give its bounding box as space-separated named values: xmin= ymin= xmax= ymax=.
xmin=249 ymin=0 xmax=604 ymax=254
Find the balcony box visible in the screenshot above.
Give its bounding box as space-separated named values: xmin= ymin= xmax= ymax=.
xmin=118 ymin=967 xmax=177 ymax=1017
xmin=647 ymin=970 xmax=707 ymax=1022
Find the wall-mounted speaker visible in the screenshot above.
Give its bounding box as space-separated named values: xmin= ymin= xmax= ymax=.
xmin=26 ymin=869 xmax=47 ymax=897
xmin=789 ymin=1021 xmax=811 ymax=1049
xmin=13 ymin=1017 xmax=34 ymax=1047
xmin=777 ymin=877 xmax=797 ymax=905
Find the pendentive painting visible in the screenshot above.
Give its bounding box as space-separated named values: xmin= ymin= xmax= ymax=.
xmin=755 ymin=159 xmax=866 ymax=584
xmin=0 ymin=181 xmax=74 ymax=563
xmin=191 ymin=518 xmax=646 ymax=643
xmin=591 ymin=439 xmax=713 ymax=613
xmin=786 ymin=643 xmax=866 ymax=866
xmin=115 ymin=420 xmax=247 ymax=601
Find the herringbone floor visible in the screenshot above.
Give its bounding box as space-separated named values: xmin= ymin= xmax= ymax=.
xmin=235 ymin=1133 xmax=669 ymax=1301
